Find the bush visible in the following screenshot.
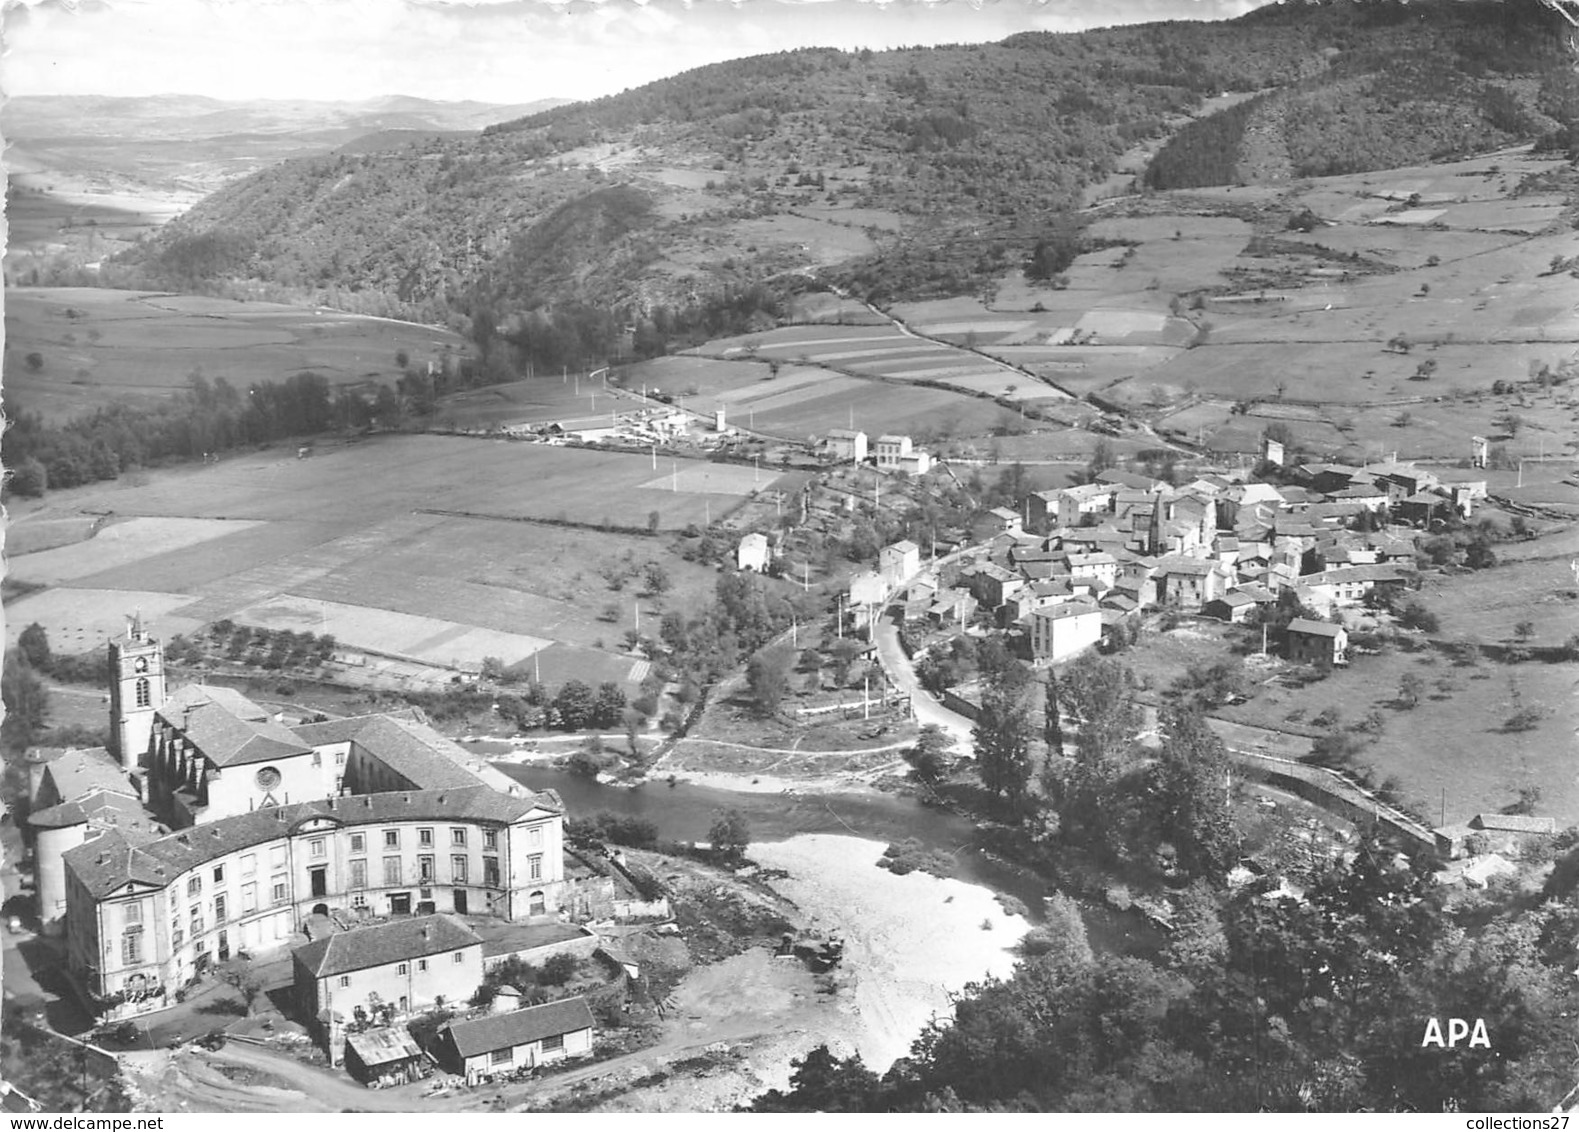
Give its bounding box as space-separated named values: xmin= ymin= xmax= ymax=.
xmin=539 ymin=953 xmax=580 ymax=986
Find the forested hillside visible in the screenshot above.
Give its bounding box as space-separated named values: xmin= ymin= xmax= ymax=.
xmin=107 ymin=0 xmax=1571 ymax=375
xmin=1147 ymin=2 xmax=1574 ymax=188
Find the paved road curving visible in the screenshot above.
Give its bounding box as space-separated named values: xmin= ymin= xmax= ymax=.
xmin=873 ymin=614 xmax=975 ymax=756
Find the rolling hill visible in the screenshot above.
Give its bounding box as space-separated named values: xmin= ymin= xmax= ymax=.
xmin=102 ymin=1 xmax=1575 ymax=368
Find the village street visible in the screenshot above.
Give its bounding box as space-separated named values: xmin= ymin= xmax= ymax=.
xmin=872 ymin=615 xmax=974 ymax=756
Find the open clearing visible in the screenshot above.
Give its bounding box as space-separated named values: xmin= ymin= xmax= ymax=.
xmin=3 ymin=287 xmax=470 ymax=423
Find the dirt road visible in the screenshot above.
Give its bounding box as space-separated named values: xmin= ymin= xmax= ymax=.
xmin=126 ymin=1042 xmax=469 ymax=1112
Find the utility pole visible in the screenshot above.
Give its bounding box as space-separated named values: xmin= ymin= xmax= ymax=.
xmin=672 ymin=459 xmax=678 ymax=493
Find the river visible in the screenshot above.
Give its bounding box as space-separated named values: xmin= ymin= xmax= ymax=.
xmin=492 ymin=760 xmax=1161 ymax=956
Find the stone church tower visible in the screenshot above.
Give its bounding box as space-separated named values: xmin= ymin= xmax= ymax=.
xmin=109 ymin=614 xmax=165 ymax=772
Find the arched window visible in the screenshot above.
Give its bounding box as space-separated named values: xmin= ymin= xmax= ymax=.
xmin=135 ymin=677 xmax=151 ymax=708
xmin=529 ymin=891 xmax=546 ymax=916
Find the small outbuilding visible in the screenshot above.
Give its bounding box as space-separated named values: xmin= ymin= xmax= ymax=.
xmin=436 ymin=996 xmax=596 ymax=1083
xmin=345 ymin=1027 xmax=430 ymax=1088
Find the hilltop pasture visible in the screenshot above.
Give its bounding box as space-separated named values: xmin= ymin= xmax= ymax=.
xmin=971 ymin=148 xmax=1579 ymax=461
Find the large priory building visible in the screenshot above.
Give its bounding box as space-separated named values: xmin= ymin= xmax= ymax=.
xmin=28 ymin=619 xmax=568 ymax=1017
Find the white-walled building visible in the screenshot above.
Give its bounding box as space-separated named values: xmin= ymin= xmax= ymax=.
xmin=737 ymin=532 xmax=771 ymax=572
xmin=437 ymin=996 xmax=595 ymax=1083
xmin=64 ymin=786 xmax=566 ymax=1015
xmin=823 ymin=429 xmax=868 ymax=463
xmin=1029 ymin=601 xmax=1102 ymax=663
xmin=294 ymin=914 xmax=483 ymax=1041
xmin=874 ymin=435 xmax=913 ymax=468
xmin=879 ymin=540 xmax=921 ymax=588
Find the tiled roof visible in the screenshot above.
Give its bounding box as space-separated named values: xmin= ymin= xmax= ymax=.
xmin=1287 ymin=618 xmax=1343 ymax=638
xmin=64 ymin=787 xmax=561 ymax=899
xmin=294 ymin=914 xmax=480 ymax=978
xmin=29 ymin=790 xmax=161 ymax=835
xmin=1155 ymin=555 xmax=1215 ymax=576
xmin=297 ymin=713 xmax=484 ymax=790
xmin=1034 ymin=600 xmax=1099 ymax=621
xmin=165 ymin=684 xmax=270 ymax=722
xmin=167 ymin=700 xmax=313 ymax=768
xmin=442 ymin=997 xmax=596 ymax=1057
xmin=1301 ymin=565 xmax=1408 ymax=586
xmin=38 ymin=747 xmax=133 ymax=804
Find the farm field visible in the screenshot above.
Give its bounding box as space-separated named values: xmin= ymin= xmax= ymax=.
xmin=1220 ymin=645 xmax=1579 ymax=831
xmin=4 ymin=287 xmax=470 ymax=423
xmin=686 ymin=321 xmax=1075 ymax=415
xmin=432 ymin=374 xmax=630 ymax=430
xmin=3 ymin=436 xmax=751 ymax=683
xmin=625 ymin=355 xmax=1027 ymax=442
xmin=3 ymin=587 xmax=208 ymax=655
xmin=824 ymin=147 xmax=1579 ymax=464
xmin=12 ymin=433 xmax=778 ymax=529
xmin=6 ymin=516 xmax=263 ymax=585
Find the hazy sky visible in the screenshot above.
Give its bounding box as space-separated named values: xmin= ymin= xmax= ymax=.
xmin=1 ymin=0 xmax=1272 ymax=105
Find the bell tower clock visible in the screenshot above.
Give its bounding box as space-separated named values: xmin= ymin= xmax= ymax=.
xmin=108 ymin=613 xmax=165 ymax=772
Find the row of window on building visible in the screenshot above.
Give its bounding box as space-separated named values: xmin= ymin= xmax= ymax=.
xmin=115 ymin=824 xmax=547 ymax=965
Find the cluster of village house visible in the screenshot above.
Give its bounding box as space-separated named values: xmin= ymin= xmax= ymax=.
xmin=937 ymin=448 xmax=1483 ymax=666
xmin=750 ymin=439 xmax=1486 ymax=669
xmin=21 ymin=618 xmax=614 ymax=1085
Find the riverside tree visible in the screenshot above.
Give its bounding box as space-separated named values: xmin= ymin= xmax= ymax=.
xmin=973 ymin=657 xmax=1036 ymax=811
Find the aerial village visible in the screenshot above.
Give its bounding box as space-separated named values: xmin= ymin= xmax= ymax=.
xmin=10 ymin=375 xmax=1562 ymax=1113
